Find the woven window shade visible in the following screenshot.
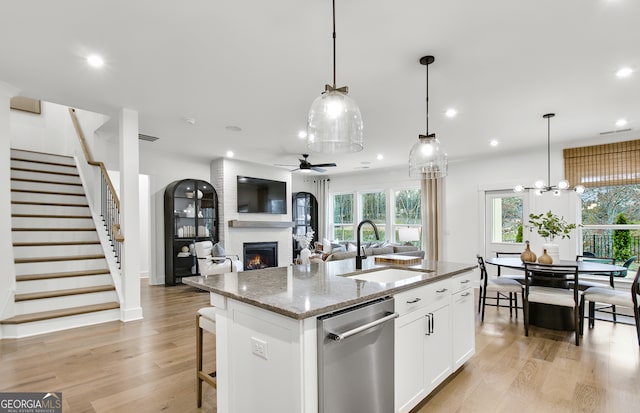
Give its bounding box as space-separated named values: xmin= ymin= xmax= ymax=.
xmin=564 ymin=139 xmax=640 ymax=188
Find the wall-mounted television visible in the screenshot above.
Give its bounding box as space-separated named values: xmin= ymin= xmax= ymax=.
xmin=237 ymin=176 xmax=287 ymax=214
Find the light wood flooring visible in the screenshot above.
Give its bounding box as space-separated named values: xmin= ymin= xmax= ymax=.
xmin=1 ymin=282 xmax=638 ymax=413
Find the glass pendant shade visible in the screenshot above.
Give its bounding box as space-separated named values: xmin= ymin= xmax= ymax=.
xmin=307 ymin=89 xmax=363 ymax=153
xmin=409 ymin=134 xmax=448 ymax=178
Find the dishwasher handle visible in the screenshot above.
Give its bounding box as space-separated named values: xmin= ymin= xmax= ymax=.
xmin=327 ymin=312 xmax=399 ymax=342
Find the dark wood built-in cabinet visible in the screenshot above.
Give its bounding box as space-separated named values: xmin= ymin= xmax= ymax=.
xmin=292 ymin=192 xmax=318 ymax=260
xmin=164 ymin=179 xmax=218 ymax=285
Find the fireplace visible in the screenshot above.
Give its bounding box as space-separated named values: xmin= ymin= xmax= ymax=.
xmin=243 ymin=242 xmax=278 ymax=270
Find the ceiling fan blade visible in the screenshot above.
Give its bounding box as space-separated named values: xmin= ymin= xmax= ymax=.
xmin=311 ymin=163 xmax=337 ymax=168
xmin=289 ymin=167 xmax=301 ymax=172
xmin=274 ymin=163 xmax=298 ymax=167
xmin=311 ymin=166 xmax=327 ymax=173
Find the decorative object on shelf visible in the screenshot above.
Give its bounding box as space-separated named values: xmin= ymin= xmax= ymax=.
xmin=528 ymin=211 xmax=577 ymax=263
xmin=409 ymin=55 xmax=448 ymax=179
xmin=513 ymin=113 xmax=585 ymax=196
xmin=306 ymin=0 xmax=363 ymax=154
xmin=520 ymin=240 xmax=537 ymax=263
xmin=185 ymin=203 xmax=195 ymax=218
xmin=538 ymin=248 xmax=553 ymax=264
xmin=181 ymin=246 xmax=190 ymax=253
xmin=294 ymin=229 xmax=315 ymax=264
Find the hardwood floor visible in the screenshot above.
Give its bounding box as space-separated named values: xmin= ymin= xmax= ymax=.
xmin=1 ymin=283 xmax=638 ymax=412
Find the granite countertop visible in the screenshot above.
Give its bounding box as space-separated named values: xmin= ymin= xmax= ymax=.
xmin=182 ymin=258 xmax=476 ymax=320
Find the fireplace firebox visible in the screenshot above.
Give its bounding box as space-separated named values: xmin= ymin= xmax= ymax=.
xmin=243 ymin=242 xmax=278 ymax=270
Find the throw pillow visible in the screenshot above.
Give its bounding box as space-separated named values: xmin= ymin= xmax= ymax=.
xmin=212 ymin=242 xmax=225 ymax=257
xmin=322 ymin=238 xmax=332 ymax=255
xmin=346 ymin=242 xmax=357 ymax=252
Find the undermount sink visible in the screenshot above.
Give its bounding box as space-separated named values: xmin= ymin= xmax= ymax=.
xmin=347 ymin=268 xmax=429 ymax=284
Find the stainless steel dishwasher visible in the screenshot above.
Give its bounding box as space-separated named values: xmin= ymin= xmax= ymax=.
xmin=317 ymin=297 xmax=398 ymax=413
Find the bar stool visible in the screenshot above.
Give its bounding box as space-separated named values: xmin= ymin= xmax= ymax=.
xmin=196 ymin=307 xmax=217 ymax=407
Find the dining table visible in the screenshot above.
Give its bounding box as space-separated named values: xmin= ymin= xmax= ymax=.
xmin=485 ymin=257 xmax=627 ymax=331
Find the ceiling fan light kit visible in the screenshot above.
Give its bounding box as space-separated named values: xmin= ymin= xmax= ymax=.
xmin=306 ymin=0 xmax=364 ymax=154
xmin=514 ymin=113 xmax=585 ymax=196
xmin=409 ymin=55 xmax=448 ymax=179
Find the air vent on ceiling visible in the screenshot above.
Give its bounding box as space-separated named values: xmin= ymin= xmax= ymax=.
xmin=599 ymin=128 xmax=632 ymax=136
xmin=138 ymin=133 xmax=159 ymax=142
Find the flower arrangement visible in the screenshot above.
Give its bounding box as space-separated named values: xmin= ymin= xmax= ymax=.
xmin=527 ymin=211 xmax=576 ymax=243
xmin=293 ymin=229 xmax=315 ymax=250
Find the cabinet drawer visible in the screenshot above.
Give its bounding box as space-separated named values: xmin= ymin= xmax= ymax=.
xmin=450 ymin=271 xmax=475 ymax=294
xmin=395 ymin=279 xmax=452 ymax=316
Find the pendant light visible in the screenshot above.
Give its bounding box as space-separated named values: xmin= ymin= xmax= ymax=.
xmin=307 ymin=0 xmax=363 ymax=153
xmin=514 ymin=113 xmax=585 ymax=196
xmin=409 ymin=55 xmax=448 ymax=178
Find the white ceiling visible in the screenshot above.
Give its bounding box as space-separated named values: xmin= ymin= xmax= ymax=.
xmin=1 ymin=0 xmax=638 ymax=175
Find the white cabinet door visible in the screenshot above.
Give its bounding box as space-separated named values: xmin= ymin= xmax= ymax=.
xmin=423 ymin=301 xmax=452 ymax=393
xmin=452 ymin=287 xmax=476 ymax=369
xmin=395 ymin=308 xmax=428 ymax=413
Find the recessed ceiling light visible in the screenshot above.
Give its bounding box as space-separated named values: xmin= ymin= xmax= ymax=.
xmin=616 ymin=118 xmax=628 ymax=127
xmin=185 ymin=118 xmax=196 ymax=125
xmin=298 ymin=130 xmax=307 ymax=139
xmin=445 ymin=108 xmax=457 ymax=118
xmin=489 ymin=139 xmax=499 ymax=147
xmin=616 ymin=67 xmax=633 ymax=78
xmin=226 ymin=150 xmax=234 ymax=157
xmin=376 ymin=154 xmax=384 ymax=160
xmin=225 ymin=125 xmax=242 ymax=132
xmin=87 ymin=54 xmax=104 ymax=68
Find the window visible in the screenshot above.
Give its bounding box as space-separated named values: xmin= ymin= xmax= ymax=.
xmin=332 ymin=193 xmax=353 ymax=240
xmin=360 ymin=191 xmax=386 ymax=241
xmin=394 ymin=188 xmax=421 ymax=247
xmin=489 ymin=193 xmax=523 ymax=243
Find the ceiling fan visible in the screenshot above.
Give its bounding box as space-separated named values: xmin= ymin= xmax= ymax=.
xmin=276 ymin=154 xmax=337 ymax=173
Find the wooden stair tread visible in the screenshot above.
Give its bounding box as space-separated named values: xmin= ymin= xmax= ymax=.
xmin=11 ymin=167 xmax=79 ymax=177
xmin=12 ymin=214 xmax=91 ymax=219
xmin=11 ymin=188 xmax=85 ymax=196
xmin=11 ymin=156 xmax=77 ymax=168
xmin=11 ymin=177 xmax=83 ymax=186
xmin=17 ymin=269 xmax=110 ymax=281
xmin=12 ymin=200 xmax=89 ymax=207
xmin=15 ymin=254 xmax=105 ymax=264
xmin=0 ymin=302 xmax=120 ymax=324
xmin=15 ymin=285 xmax=116 ymax=301
xmin=13 ymin=227 xmax=96 ymax=232
xmin=13 ymin=240 xmax=100 ymax=247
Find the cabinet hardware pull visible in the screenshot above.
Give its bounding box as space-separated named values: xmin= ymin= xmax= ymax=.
xmin=406 ymin=298 xmax=421 ymax=304
xmin=461 ymin=292 xmax=471 ymax=297
xmin=424 ymin=314 xmax=431 ymax=335
xmin=436 ymin=288 xmax=448 ymax=293
xmin=429 ymin=312 xmax=434 ymax=334
xmin=460 ymin=279 xmax=470 ymax=284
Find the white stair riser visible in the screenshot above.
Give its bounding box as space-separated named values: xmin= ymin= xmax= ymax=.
xmin=12 ymin=230 xmax=99 ymax=243
xmin=10 ymin=169 xmax=81 ymax=185
xmin=16 ymin=274 xmax=113 ymax=294
xmin=11 ymin=204 xmax=91 ymax=216
xmin=14 ymin=258 xmax=108 ymax=275
xmin=13 ymin=244 xmax=104 ymax=259
xmin=10 ymin=150 xmax=75 ymax=166
xmin=11 ymin=180 xmax=84 ymax=194
xmin=12 ymin=217 xmax=95 ymax=229
xmin=11 ymin=191 xmax=87 ymax=205
xmin=0 ymin=309 xmax=120 ymax=339
xmin=15 ymin=290 xmax=118 ymax=314
xmin=11 ymin=159 xmax=78 ymax=175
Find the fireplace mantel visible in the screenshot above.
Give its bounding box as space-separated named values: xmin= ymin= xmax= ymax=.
xmin=228 ymin=220 xmax=294 ymax=229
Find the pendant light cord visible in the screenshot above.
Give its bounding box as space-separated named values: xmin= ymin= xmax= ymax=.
xmin=332 ymin=0 xmax=337 ymax=88
xmin=547 ymin=115 xmax=551 ymax=187
xmin=425 ymin=60 xmax=429 ymax=135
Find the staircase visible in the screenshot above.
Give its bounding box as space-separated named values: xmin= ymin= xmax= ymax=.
xmin=2 ymin=149 xmax=120 ymax=338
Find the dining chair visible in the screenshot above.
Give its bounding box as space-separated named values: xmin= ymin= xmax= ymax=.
xmin=523 ymin=263 xmax=581 ymax=346
xmin=196 ymin=307 xmax=217 ymax=407
xmin=580 ymin=267 xmax=640 ymax=346
xmin=477 ymin=255 xmax=523 ymax=322
xmin=495 ymin=251 xmax=527 ymax=284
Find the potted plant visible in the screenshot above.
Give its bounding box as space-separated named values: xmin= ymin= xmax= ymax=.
xmin=527 ymin=211 xmax=577 ymax=262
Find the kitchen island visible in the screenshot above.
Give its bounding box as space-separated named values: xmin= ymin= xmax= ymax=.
xmin=183 ymin=258 xmax=476 ymax=413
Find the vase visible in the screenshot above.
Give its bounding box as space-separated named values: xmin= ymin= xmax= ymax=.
xmin=520 ymin=240 xmax=537 ymax=263
xmin=538 ymin=248 xmax=553 ymax=264
xmin=543 ymin=243 xmax=559 ymax=263
xmin=299 ymin=247 xmax=311 ymax=264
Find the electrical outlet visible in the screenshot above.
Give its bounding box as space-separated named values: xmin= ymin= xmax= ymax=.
xmin=251 ymin=337 xmax=268 ymax=360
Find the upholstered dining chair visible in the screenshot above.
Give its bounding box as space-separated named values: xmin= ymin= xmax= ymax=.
xmin=523 ymin=263 xmax=581 ymax=346
xmin=477 ymin=255 xmax=523 ymax=322
xmin=495 ymin=251 xmax=526 ymax=284
xmin=580 ymin=266 xmax=640 ymax=346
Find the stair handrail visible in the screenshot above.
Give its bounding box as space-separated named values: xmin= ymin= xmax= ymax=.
xmin=68 ymin=108 xmax=125 ymax=252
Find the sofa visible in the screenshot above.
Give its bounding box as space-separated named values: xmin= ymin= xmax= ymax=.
xmin=313 ymin=241 xmax=425 ymax=262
